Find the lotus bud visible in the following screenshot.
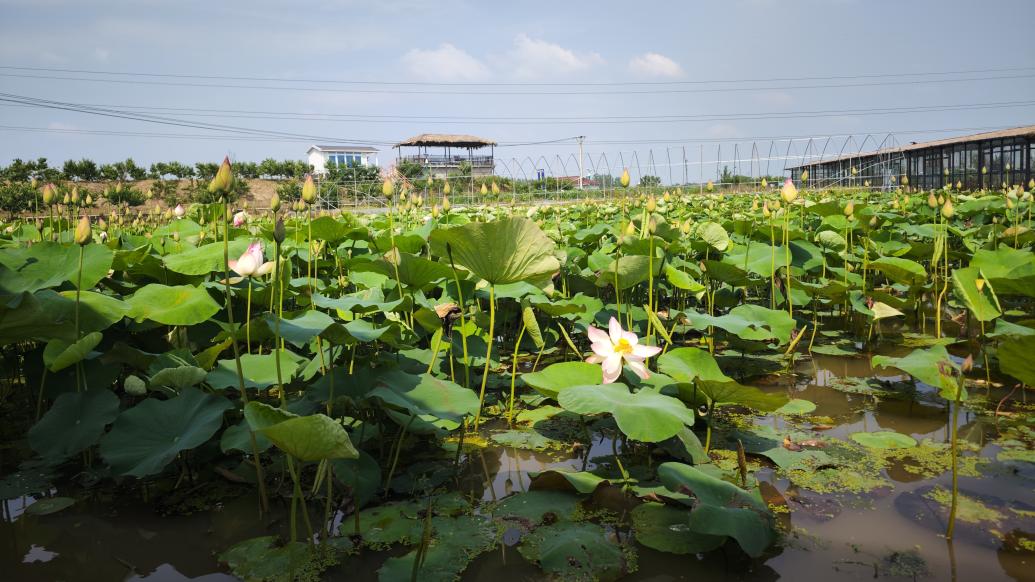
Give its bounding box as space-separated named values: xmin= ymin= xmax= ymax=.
xmin=759 ymin=178 xmax=768 ymax=189
xmin=442 ymin=196 xmax=451 ymax=212
xmin=270 ymin=192 xmax=281 ymax=212
xmin=864 ymin=180 xmax=871 ymax=188
xmin=646 ymin=196 xmax=657 ymax=212
xmin=851 ymin=166 xmax=858 ymax=176
xmin=85 ymin=194 xmax=93 ymax=206
xmin=492 ymin=181 xmax=500 ymax=195
xmin=431 ymin=205 xmax=440 ymax=218
xmin=771 ymin=199 xmax=781 ymax=211
xmin=70 ymin=187 xmax=80 ymax=204
xmin=1007 ymin=197 xmax=1015 ymax=210
xmin=941 ymin=198 xmax=954 ymax=219
xmin=975 ymin=278 xmax=985 ymax=292
xmin=663 ymin=191 xmax=671 ymax=202
xmin=927 ymin=193 xmax=938 ymax=208
xmin=42 ymin=183 xmax=56 ymax=205
xmin=174 ymin=203 xmax=185 ymax=218
xmin=301 ymin=175 xmax=316 ymax=203
xmin=30 ymin=177 xmax=38 ymax=189
xmin=982 ymin=166 xmax=988 ymax=175
xmin=938 ymin=195 xmax=945 ymax=205
xmin=443 ymin=181 xmax=451 ymax=195
xmin=620 ymin=168 xmax=631 ymax=188
xmin=273 ymin=217 xmax=286 ymax=244
xmin=63 ymin=192 xmax=70 ymax=205
xmin=943 ymin=168 xmax=950 ymax=176
xmin=208 ymin=156 xmax=233 ymax=193
xmin=381 ymin=178 xmax=395 ymax=198
xmin=751 ymin=198 xmax=759 ymax=211
xmin=1029 ymin=178 xmax=1035 ymax=190
xmin=843 ymin=201 xmax=854 ymax=216
xmin=681 ymin=220 xmax=691 ymax=235
xmin=961 ymin=354 xmax=974 ymax=374
xmin=901 ymin=175 xmax=909 ymax=186
xmin=74 ymin=215 xmax=92 ymax=245
xmin=145 ymin=188 xmax=153 ymax=200
xmin=762 ymin=200 xmax=771 ymax=218
xmin=903 ymin=195 xmax=910 ymax=206
xmin=172 ymin=231 xmax=180 ymax=242
xmin=781 ymin=178 xmax=798 ymax=203
xmin=98 ymin=218 xmax=108 ymax=232
xmin=703 ymin=180 xmax=713 ymax=193
xmin=164 ymin=209 xmax=173 ymax=220
xmin=480 ymin=183 xmax=488 ymax=195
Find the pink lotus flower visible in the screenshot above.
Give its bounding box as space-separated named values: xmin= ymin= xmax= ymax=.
xmin=585 ymin=317 xmax=661 ymax=384
xmin=232 ymin=210 xmax=247 ymax=227
xmin=229 ymin=241 xmax=274 ymax=278
xmin=173 ymin=204 xmax=186 ymax=218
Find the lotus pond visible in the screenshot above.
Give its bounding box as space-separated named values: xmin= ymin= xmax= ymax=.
xmin=1 ymin=169 xmax=1034 ymax=581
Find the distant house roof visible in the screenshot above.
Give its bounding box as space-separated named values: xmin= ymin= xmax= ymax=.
xmin=394 ymin=134 xmax=497 ymax=148
xmin=787 ymin=124 xmax=1035 ymax=169
xmin=307 ymin=145 xmax=379 ymax=154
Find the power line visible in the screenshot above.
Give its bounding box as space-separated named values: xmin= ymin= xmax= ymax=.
xmin=2 ymin=98 xmax=1032 ymax=125
xmin=2 ymin=63 xmax=1034 ymax=87
xmin=2 ymin=71 xmax=1034 ymax=96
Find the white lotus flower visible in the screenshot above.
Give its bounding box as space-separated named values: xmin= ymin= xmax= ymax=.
xmin=229 ymin=241 xmax=274 ymax=278
xmin=173 ymin=204 xmax=186 ymax=218
xmin=585 ymin=317 xmax=661 ymax=384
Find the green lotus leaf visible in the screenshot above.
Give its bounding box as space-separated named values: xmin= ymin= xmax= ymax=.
xmin=517 ymin=522 xmax=628 ymax=582
xmin=126 ymin=284 xmax=221 ymax=326
xmin=775 ymin=399 xmax=816 ymax=415
xmin=25 ymin=496 xmax=76 ymax=516
xmin=219 ymin=536 xmax=313 ymax=582
xmin=163 ymin=239 xmax=250 ymax=276
xmin=872 ymin=346 xmax=962 ymax=401
xmin=378 ymin=515 xmax=495 ymax=582
xmin=664 ymin=264 xmax=706 ymax=292
xmin=850 ymin=431 xmax=918 ymax=449
xmin=631 ymin=502 xmax=726 ymax=554
xmin=331 ymin=450 xmax=381 ymax=509
xmin=99 ymin=387 xmax=232 ymax=477
xmin=257 ymin=413 xmax=359 ymax=462
xmin=682 ymin=304 xmax=795 ymax=344
xmin=28 ymin=388 xmax=120 ymax=461
xmin=150 ymin=365 xmax=207 ymax=390
xmin=558 ymin=383 xmax=694 ymax=442
xmin=206 ymin=349 xmax=306 ymax=390
xmin=429 ymin=217 xmax=559 ymax=286
xmin=697 ymin=221 xmax=730 ymax=251
xmin=265 ymin=310 xmax=335 ymax=347
xmin=43 ymin=331 xmax=102 ymax=372
xmin=951 ymin=266 xmax=1001 ymax=322
xmin=529 ymin=469 xmax=609 ymax=494
xmin=369 ymin=370 xmax=479 ymax=424
xmin=870 ymin=257 xmax=927 ymax=286
xmin=999 ymin=335 xmax=1035 ymax=387
xmin=57 ymin=291 xmax=128 ymax=333
xmin=521 ymin=361 xmax=602 ymax=400
xmin=0 ymin=242 xmax=113 ymax=291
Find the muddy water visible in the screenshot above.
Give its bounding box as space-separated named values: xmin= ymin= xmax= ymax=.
xmin=2 ymin=352 xmax=1033 ymax=581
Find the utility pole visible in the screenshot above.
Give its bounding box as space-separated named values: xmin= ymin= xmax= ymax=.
xmin=576 ymin=136 xmax=585 ymax=190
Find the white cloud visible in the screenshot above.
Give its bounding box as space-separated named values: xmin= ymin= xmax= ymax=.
xmin=500 ymin=34 xmax=603 ymax=80
xmin=401 ymin=43 xmax=490 ymax=81
xmin=628 ymin=52 xmax=684 ymax=78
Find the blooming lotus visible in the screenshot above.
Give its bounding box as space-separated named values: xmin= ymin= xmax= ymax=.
xmin=229 ymin=241 xmax=274 ymax=278
xmin=232 ymin=210 xmax=247 ymax=227
xmin=585 ymin=317 xmax=661 ymax=383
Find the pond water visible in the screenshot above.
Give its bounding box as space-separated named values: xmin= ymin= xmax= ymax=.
xmin=2 ymin=351 xmax=1033 ymax=581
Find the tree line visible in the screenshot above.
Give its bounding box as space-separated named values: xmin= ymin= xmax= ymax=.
xmin=0 ymin=157 xmax=315 ymax=183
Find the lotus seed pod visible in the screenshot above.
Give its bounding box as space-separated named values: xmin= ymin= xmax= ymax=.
xmin=74 ymin=215 xmax=92 ymax=246
xmin=620 ymin=168 xmax=631 ymax=188
xmin=208 ymin=156 xmax=233 ymax=194
xmin=781 ymin=178 xmax=798 ymax=203
xmin=941 ymin=199 xmax=954 ymax=219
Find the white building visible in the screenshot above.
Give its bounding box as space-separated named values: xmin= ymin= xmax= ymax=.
xmin=306 ymin=145 xmax=379 ymax=175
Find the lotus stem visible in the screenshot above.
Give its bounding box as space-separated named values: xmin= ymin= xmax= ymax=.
xmin=473 ymin=284 xmax=496 ymax=430
xmin=507 ymin=324 xmax=527 ymax=425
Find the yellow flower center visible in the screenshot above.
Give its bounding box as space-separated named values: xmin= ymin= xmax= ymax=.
xmin=614 ymin=338 xmax=633 ymax=355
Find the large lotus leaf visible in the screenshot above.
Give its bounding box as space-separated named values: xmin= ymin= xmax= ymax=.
xmin=722 ymin=243 xmax=781 ymax=278
xmin=657 ymin=347 xmax=730 ymax=384
xmin=815 ymin=229 xmax=847 ymax=250
xmin=683 ymin=304 xmax=795 ymax=344
xmin=99 ymin=387 xmax=232 ymax=477
xmin=850 ymin=431 xmax=917 ymax=449
xmin=970 ymin=246 xmax=1035 ymax=297
xmin=163 ymin=239 xmax=250 ymax=276
xmin=429 ymin=217 xmax=559 ymax=285
xmin=219 ymin=536 xmax=313 ymax=582
xmin=951 ymin=266 xmax=1001 ymax=322
xmin=244 ymin=400 xmax=298 ymax=430
xmin=0 ymin=241 xmax=113 ymax=291
xmin=558 ymin=383 xmax=694 ymax=442
xmin=687 ymin=503 xmax=773 ymax=558
xmin=331 ymin=449 xmax=381 ymax=509
xmin=369 ymin=370 xmax=478 ymax=422
xmin=872 ymin=346 xmax=961 ymax=400
xmin=491 ymin=490 xmax=581 ymax=524
xmin=696 ymin=379 xmax=788 ymax=411
xmin=631 ymin=502 xmax=726 ymax=554
xmin=28 ymin=388 xmax=120 ymax=461
xmin=384 ymin=251 xmax=455 ymax=288
xmin=150 ymin=365 xmax=207 ymax=390
xmin=517 ymin=522 xmax=628 ymax=582
xmin=697 ymin=221 xmax=730 ymax=252
xmin=664 ymin=264 xmax=706 ymax=292
xmin=658 ymin=462 xmax=767 ymax=510
xmin=700 ymin=260 xmax=751 ymax=287
xmin=258 ymin=413 xmax=359 ymax=462
xmin=265 ymin=310 xmax=334 ymax=347
xmin=307 ymin=215 xmax=348 ymax=242
xmin=0 ymin=291 xmax=74 ymax=344
xmin=595 ymin=255 xmax=659 ymax=290
xmin=312 ymin=290 xmax=411 ymax=315
xmin=378 ymin=515 xmax=495 ymax=582
xmin=529 ymin=469 xmax=609 ymax=494
xmin=870 ymin=257 xmax=927 ymax=287
xmin=206 ymin=349 xmax=306 ymax=390
xmin=999 ymin=335 xmax=1035 ymax=387
xmin=43 ymin=331 xmax=102 ymax=372
xmin=57 ymin=291 xmax=127 ymax=333
xmin=988 ymin=320 xmax=1035 ymax=338
xmin=126 ymin=284 xmax=221 ymax=326
xmin=521 ymin=361 xmax=602 ymax=400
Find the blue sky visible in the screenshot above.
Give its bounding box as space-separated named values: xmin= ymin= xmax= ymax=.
xmin=1 ymin=0 xmax=1034 ymax=183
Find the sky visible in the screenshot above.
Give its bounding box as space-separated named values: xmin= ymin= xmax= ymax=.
xmin=1 ymin=0 xmax=1034 ymax=184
